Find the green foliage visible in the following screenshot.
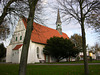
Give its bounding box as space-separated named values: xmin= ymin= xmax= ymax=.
xmin=0 ymin=43 xmax=6 ymax=60
xmin=43 ymin=36 xmax=79 ymax=62
xmin=76 ymin=56 xmax=80 ymax=61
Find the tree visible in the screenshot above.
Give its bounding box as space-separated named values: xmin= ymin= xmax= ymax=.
xmin=89 ymin=43 xmax=100 ymax=60
xmin=0 ymin=0 xmax=17 ymax=40
xmin=90 ymin=43 xmax=100 ymax=53
xmin=70 ymin=34 xmax=82 ymax=51
xmin=0 ymin=0 xmax=30 ymax=74
xmin=87 ymin=14 xmax=100 ymax=33
xmin=0 ymin=0 xmax=43 ymax=40
xmin=56 ymin=0 xmax=100 ymax=75
xmin=0 ymin=0 xmax=17 ymax=25
xmin=0 ymin=43 xmax=6 ymax=61
xmin=0 ymin=0 xmax=42 ymax=75
xmin=18 ymin=0 xmax=39 ymax=75
xmin=0 ymin=0 xmax=29 ymax=40
xmin=43 ymin=36 xmax=79 ymax=62
xmin=0 ymin=24 xmax=10 ymax=40
xmin=86 ymin=6 xmax=100 ymax=35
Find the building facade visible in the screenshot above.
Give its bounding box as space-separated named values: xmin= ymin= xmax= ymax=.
xmin=6 ymin=10 xmax=69 ymax=63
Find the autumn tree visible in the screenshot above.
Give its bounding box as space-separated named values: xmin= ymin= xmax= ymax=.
xmin=43 ymin=37 xmax=79 ymax=62
xmin=70 ymin=34 xmax=82 ymax=51
xmin=56 ymin=0 xmax=100 ymax=75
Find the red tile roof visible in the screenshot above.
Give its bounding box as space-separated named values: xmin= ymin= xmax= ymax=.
xmin=12 ymin=44 xmax=23 ymax=50
xmin=22 ymin=18 xmax=69 ymax=44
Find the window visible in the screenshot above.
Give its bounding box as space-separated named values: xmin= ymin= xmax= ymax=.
xmin=20 ymin=36 xmax=22 ymax=40
xmin=58 ymin=24 xmax=60 ymax=26
xmin=16 ymin=37 xmax=17 ymax=41
xmin=37 ymin=47 xmax=40 ymax=59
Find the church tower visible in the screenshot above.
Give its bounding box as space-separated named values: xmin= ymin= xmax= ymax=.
xmin=56 ymin=9 xmax=62 ymax=35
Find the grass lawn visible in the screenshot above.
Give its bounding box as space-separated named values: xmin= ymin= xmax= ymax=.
xmin=0 ymin=64 xmax=100 ymax=75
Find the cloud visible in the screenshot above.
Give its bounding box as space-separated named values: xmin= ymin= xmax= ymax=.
xmin=65 ymin=31 xmax=74 ymax=37
xmin=42 ymin=0 xmax=47 ymax=4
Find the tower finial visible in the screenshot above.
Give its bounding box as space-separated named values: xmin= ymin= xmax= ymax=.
xmin=56 ymin=9 xmax=62 ymax=24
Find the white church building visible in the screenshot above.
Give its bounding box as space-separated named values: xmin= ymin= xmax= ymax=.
xmin=6 ymin=10 xmax=69 ymax=63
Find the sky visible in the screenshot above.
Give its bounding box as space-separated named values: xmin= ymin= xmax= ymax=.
xmin=39 ymin=0 xmax=99 ymax=47
xmin=1 ymin=0 xmax=99 ymax=47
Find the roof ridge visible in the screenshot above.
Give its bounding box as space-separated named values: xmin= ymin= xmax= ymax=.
xmin=21 ymin=17 xmax=69 ymax=44
xmin=22 ymin=18 xmax=60 ymax=32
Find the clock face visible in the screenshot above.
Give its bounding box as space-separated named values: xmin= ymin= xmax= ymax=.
xmin=58 ymin=24 xmax=60 ymax=26
xmin=58 ymin=24 xmax=61 ymax=28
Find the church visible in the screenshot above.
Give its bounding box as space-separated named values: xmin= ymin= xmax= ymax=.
xmin=6 ymin=10 xmax=69 ymax=63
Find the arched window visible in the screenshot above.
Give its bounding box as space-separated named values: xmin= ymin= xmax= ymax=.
xmin=37 ymin=47 xmax=40 ymax=59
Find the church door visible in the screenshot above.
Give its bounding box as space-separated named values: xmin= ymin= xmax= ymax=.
xmin=45 ymin=55 xmax=50 ymax=62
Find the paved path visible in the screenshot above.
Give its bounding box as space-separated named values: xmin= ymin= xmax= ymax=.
xmin=0 ymin=62 xmax=100 ymax=65
xmin=34 ymin=63 xmax=100 ymax=65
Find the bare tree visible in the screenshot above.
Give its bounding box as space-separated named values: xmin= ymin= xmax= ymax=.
xmin=0 ymin=0 xmax=44 ymax=40
xmin=0 ymin=24 xmax=10 ymax=40
xmin=56 ymin=0 xmax=100 ymax=75
xmin=0 ymin=0 xmax=43 ymax=75
xmin=90 ymin=43 xmax=100 ymax=52
xmin=86 ymin=1 xmax=100 ymax=34
xmin=87 ymin=12 xmax=100 ymax=36
xmin=0 ymin=0 xmax=17 ymax=40
xmin=70 ymin=34 xmax=82 ymax=51
xmin=0 ymin=0 xmax=16 ymax=25
xmin=0 ymin=0 xmax=30 ymax=40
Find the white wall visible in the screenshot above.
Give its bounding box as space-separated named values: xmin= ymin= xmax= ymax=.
xmin=6 ymin=44 xmax=22 ymax=63
xmin=6 ymin=18 xmax=25 ymax=63
xmin=92 ymin=54 xmax=96 ymax=59
xmin=27 ymin=41 xmax=45 ymax=63
xmin=14 ymin=41 xmax=45 ymax=64
xmin=96 ymin=51 xmax=100 ymax=56
xmin=10 ymin=19 xmax=26 ymax=44
xmin=6 ymin=19 xmax=47 ymax=63
xmin=6 ymin=45 xmax=12 ymax=62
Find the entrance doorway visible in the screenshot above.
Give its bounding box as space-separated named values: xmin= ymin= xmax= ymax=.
xmin=45 ymin=55 xmax=50 ymax=62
